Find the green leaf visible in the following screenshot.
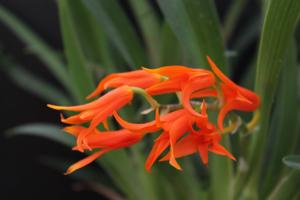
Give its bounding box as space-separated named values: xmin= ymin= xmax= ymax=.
xmin=156 ymin=0 xmax=202 ymax=66
xmin=157 ymin=1 xmax=232 ymax=199
xmin=267 ymin=170 xmax=300 ymax=200
xmin=64 ymin=0 xmax=116 ymax=72
xmin=6 ymin=123 xmax=74 ymax=147
xmin=156 ymin=0 xmax=227 ymax=72
xmin=3 ymin=65 xmax=71 ymax=105
xmin=237 ymin=0 xmax=300 ymax=198
xmin=58 ymin=0 xmax=95 ymax=101
xmin=129 ymin=0 xmax=160 ymax=65
xmin=282 ymin=155 xmax=300 ymax=170
xmin=249 ymin=0 xmax=300 ymax=174
xmin=6 ymin=123 xmax=151 ymax=200
xmin=159 ymin=23 xmax=183 ymax=65
xmin=0 ymin=5 xmax=77 ymax=98
xmin=81 ymin=0 xmax=147 ymax=67
xmin=260 ymin=41 xmax=299 ymax=197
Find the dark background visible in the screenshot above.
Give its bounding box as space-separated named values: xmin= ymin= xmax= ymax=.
xmin=0 ymin=0 xmax=258 ymax=199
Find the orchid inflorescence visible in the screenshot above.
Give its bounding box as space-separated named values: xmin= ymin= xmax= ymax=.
xmin=48 ymin=56 xmax=260 ymax=175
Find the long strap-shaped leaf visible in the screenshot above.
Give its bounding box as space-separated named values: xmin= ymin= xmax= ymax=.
xmin=66 ymin=0 xmax=116 ymax=72
xmin=58 ymin=0 xmax=95 ymax=101
xmin=81 ymin=0 xmax=147 ymax=68
xmin=129 ymin=0 xmax=160 ymax=66
xmin=267 ymin=170 xmax=300 ymax=200
xmin=249 ymin=0 xmax=300 ymax=172
xmin=156 ymin=0 xmax=227 ymax=72
xmin=0 ymin=5 xmax=77 ymax=99
xmin=157 ymin=1 xmax=232 ymax=199
xmin=260 ymin=41 xmax=299 ymax=198
xmin=240 ymin=0 xmax=300 ymax=198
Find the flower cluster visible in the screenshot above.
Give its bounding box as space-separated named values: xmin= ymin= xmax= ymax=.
xmin=48 ymin=56 xmax=260 ymax=174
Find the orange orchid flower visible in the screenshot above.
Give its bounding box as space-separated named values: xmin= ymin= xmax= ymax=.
xmin=63 ymin=126 xmax=144 ymax=174
xmin=160 ymin=126 xmax=236 ymax=165
xmin=112 ymin=108 xmax=195 ymax=171
xmin=145 ymin=109 xmax=193 ymax=171
xmin=182 ymin=72 xmax=215 ymax=117
xmin=86 ymin=70 xmax=164 ymax=99
xmin=159 ymin=103 xmax=235 ymax=165
xmin=47 ymin=56 xmax=261 ymax=175
xmin=48 ymin=86 xmax=134 ymax=151
xmin=206 ymin=56 xmax=260 ymax=130
xmin=145 ymin=67 xmax=214 ymax=96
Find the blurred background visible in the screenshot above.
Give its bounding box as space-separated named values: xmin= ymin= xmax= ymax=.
xmin=0 ymin=0 xmax=270 ymax=199
xmin=0 ymin=1 xmax=105 ymax=199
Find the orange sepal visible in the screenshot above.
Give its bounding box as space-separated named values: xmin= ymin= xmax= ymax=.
xmin=145 ymin=134 xmax=169 ymax=172
xmin=208 ymin=143 xmax=236 ymax=161
xmin=160 ymin=135 xmax=197 ymax=161
xmin=64 ymin=149 xmax=110 ymax=175
xmin=113 ymin=111 xmax=159 ymax=133
xmin=48 ymin=86 xmax=133 ymax=112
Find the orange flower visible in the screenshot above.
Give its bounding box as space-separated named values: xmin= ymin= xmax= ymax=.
xmin=207 ymin=56 xmax=260 ymax=130
xmin=145 ymin=109 xmax=192 ymax=171
xmin=112 ymin=101 xmax=218 ymax=172
xmin=145 ymin=66 xmax=213 ymax=96
xmin=47 ymin=57 xmax=261 ymax=174
xmin=113 ymin=108 xmax=195 ymax=171
xmin=145 ymin=103 xmax=210 ymax=172
xmin=48 ymin=86 xmax=134 ymax=151
xmin=160 ymin=126 xmax=236 ymax=165
xmin=182 ymin=72 xmax=215 ymax=117
xmin=63 ymin=126 xmax=144 ymax=174
xmin=159 ymin=103 xmax=235 ymax=165
xmin=113 ymin=109 xmax=161 ymax=134
xmin=86 ymin=70 xmax=163 ymax=99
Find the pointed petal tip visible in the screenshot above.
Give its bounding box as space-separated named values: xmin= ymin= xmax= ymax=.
xmin=169 ymin=159 xmax=182 ymax=171
xmin=145 ymin=167 xmax=152 ymax=173
xmin=159 ymin=156 xmax=167 ymax=162
xmin=229 ymin=154 xmax=237 ymax=161
xmin=64 ymin=170 xmax=72 ymax=175
xmin=47 ymin=104 xmax=62 ymax=110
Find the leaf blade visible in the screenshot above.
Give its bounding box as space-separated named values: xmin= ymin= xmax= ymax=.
xmin=81 ymin=0 xmax=147 ymax=67
xmin=6 ymin=123 xmax=74 ymax=147
xmin=58 ymin=0 xmax=95 ymax=101
xmin=282 ymin=155 xmax=300 ymax=170
xmin=0 ymin=5 xmax=76 ymax=97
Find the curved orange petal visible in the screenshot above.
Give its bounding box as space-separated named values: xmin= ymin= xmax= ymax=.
xmin=145 ymin=135 xmax=169 ymax=172
xmin=238 ymin=86 xmax=260 ymax=109
xmin=168 ymin=116 xmax=191 ymax=170
xmin=86 ymin=129 xmax=143 ymax=149
xmin=63 ymin=126 xmax=85 ymax=137
xmin=217 ymin=101 xmax=237 ymax=131
xmin=61 ymin=114 xmax=89 ymax=125
xmin=198 ymin=144 xmax=209 ymax=165
xmin=160 ymin=109 xmax=187 ymax=122
xmin=206 ymin=56 xmax=237 ymax=89
xmin=182 ymin=75 xmax=214 ymax=117
xmin=142 ymin=66 xmax=197 ymax=79
xmin=48 ymin=86 xmax=133 ymax=111
xmin=209 ymin=143 xmax=236 ymax=161
xmin=87 ymin=70 xmax=156 ymax=99
xmin=113 ymin=111 xmax=158 ymax=133
xmin=146 ymin=77 xmax=185 ymax=95
xmin=191 ymin=88 xmax=218 ymax=99
xmin=64 ymin=149 xmax=110 ymax=175
xmin=160 ymin=135 xmax=197 ymax=161
xmin=86 ymin=74 xmax=119 ymax=99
